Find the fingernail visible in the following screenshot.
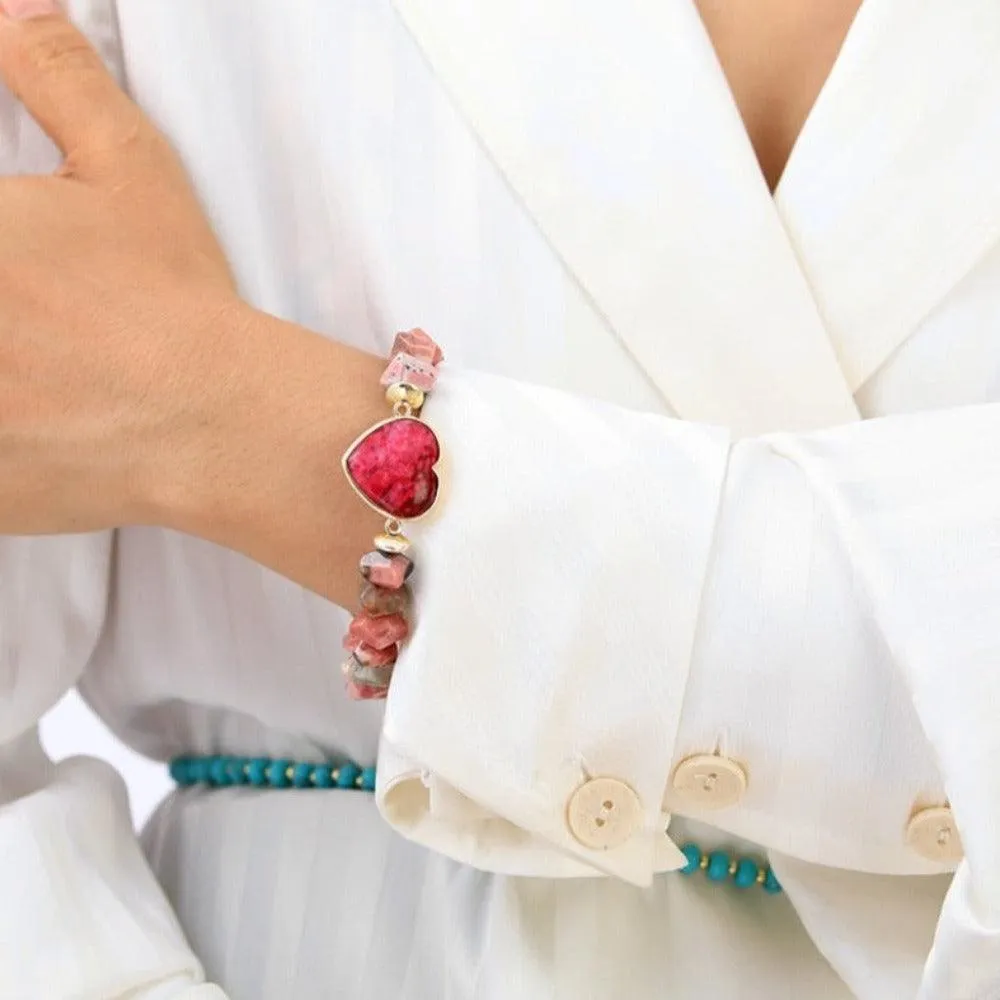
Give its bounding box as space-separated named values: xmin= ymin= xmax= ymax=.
xmin=2 ymin=0 xmax=59 ymax=18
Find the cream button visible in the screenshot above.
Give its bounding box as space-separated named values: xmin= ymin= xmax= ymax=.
xmin=566 ymin=777 xmax=643 ymax=850
xmin=670 ymin=754 xmax=747 ymax=810
xmin=906 ymin=806 xmax=964 ymax=863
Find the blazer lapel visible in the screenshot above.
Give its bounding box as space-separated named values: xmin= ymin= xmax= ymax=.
xmin=392 ymin=0 xmax=861 ymax=435
xmin=775 ymin=0 xmax=1000 ymax=392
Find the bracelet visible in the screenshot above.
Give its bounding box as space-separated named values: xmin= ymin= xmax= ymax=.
xmin=339 ymin=328 xmax=445 ymax=700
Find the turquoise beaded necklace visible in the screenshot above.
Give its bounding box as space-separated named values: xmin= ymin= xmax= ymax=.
xmin=170 ymin=754 xmax=781 ymax=895
xmin=171 ymin=754 xmax=377 ymax=792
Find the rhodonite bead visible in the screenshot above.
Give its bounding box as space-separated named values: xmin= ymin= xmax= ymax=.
xmin=391 ymin=328 xmax=444 ymax=366
xmin=344 ymin=643 xmax=398 ymax=668
xmin=344 ymin=658 xmax=394 ymax=689
xmin=379 ymin=353 xmax=438 ymax=392
xmin=343 ymin=612 xmax=409 ymax=650
xmin=345 ymin=419 xmax=440 ymax=520
xmin=346 ymin=679 xmax=389 ymax=701
xmin=360 ymin=582 xmax=412 ymax=617
xmin=359 ymin=550 xmax=414 ymax=589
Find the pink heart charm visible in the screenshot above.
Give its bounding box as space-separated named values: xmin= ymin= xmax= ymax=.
xmin=343 ymin=417 xmax=440 ymax=519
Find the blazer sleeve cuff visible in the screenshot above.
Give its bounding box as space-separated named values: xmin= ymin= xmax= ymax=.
xmin=374 ymin=367 xmax=731 ymax=886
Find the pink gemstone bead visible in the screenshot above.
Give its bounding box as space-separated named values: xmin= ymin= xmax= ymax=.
xmin=345 ymin=422 xmax=440 ymax=520
xmin=350 ymin=642 xmax=398 ymax=667
xmin=360 ymin=583 xmax=412 ymax=617
xmin=379 ymin=353 xmax=438 ymax=392
xmin=360 ymin=551 xmax=413 ymax=589
xmin=343 ymin=612 xmax=409 ymax=651
xmin=343 ymin=657 xmax=394 ymax=688
xmin=391 ymin=328 xmax=444 ymax=366
xmin=346 ymin=679 xmax=389 ymax=701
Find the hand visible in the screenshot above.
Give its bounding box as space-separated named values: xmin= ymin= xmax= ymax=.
xmin=0 ymin=4 xmax=246 ymax=535
xmin=0 ymin=2 xmax=393 ymax=607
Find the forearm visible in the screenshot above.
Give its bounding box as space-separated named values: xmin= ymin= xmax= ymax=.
xmin=152 ymin=304 xmax=387 ymax=610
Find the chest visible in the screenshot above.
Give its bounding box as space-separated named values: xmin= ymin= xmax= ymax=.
xmin=694 ymin=0 xmax=865 ymax=191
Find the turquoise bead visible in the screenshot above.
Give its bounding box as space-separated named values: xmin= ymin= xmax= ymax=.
xmin=228 ymin=758 xmax=249 ymax=784
xmin=268 ymin=759 xmax=292 ymax=788
xmin=313 ymin=766 xmax=334 ymax=788
xmin=706 ymin=851 xmax=731 ymax=882
xmin=734 ymin=858 xmax=759 ymax=888
xmin=360 ymin=766 xmax=377 ymax=790
xmin=209 ymin=757 xmax=232 ymax=786
xmin=189 ymin=757 xmax=211 ymax=783
xmin=247 ymin=758 xmax=269 ymax=785
xmin=337 ymin=763 xmax=360 ymax=789
xmin=763 ymin=869 xmax=783 ymax=894
xmin=679 ymin=843 xmax=701 ymax=875
xmin=169 ymin=757 xmax=191 ymax=784
xmin=292 ymin=763 xmax=314 ymax=788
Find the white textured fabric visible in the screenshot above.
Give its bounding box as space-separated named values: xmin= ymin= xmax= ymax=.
xmin=2 ymin=0 xmax=1000 ymax=997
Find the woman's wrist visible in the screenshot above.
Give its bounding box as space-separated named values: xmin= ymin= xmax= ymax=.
xmin=147 ymin=303 xmax=387 ymax=607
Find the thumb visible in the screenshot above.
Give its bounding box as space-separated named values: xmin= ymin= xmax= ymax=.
xmin=0 ymin=1 xmax=150 ymax=178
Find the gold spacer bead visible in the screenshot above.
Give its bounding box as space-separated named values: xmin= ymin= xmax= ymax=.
xmin=354 ymin=774 xmax=364 ymax=787
xmin=374 ymin=531 xmax=412 ymax=555
xmin=756 ymin=869 xmax=767 ymax=885
xmin=699 ymin=855 xmax=709 ymax=870
xmin=385 ymin=382 xmax=426 ymax=412
xmin=728 ymin=860 xmax=738 ymax=876
xmin=285 ymin=766 xmax=295 ymax=780
xmin=331 ymin=769 xmax=340 ymax=782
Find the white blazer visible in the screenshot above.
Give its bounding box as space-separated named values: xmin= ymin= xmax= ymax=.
xmin=1 ymin=1 xmax=999 ymax=997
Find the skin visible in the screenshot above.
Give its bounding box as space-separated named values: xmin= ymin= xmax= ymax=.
xmin=0 ymin=2 xmax=862 ymax=612
xmin=696 ymin=0 xmax=865 ymax=192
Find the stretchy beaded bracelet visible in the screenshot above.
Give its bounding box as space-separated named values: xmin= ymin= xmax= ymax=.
xmin=339 ymin=328 xmax=445 ymax=700
xmin=168 ymin=755 xmax=782 ymax=895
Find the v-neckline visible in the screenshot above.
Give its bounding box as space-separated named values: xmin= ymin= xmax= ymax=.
xmin=688 ymin=0 xmax=875 ymax=203
xmin=395 ymin=0 xmax=1000 ymax=425
xmin=391 ymin=0 xmax=864 ymax=433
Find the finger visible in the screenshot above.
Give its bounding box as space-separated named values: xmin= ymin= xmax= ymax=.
xmin=0 ymin=1 xmax=153 ymax=179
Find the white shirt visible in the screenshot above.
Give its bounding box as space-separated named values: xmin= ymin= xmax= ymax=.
xmin=2 ymin=1 xmax=1000 ymax=997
